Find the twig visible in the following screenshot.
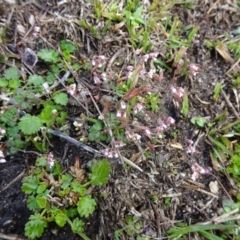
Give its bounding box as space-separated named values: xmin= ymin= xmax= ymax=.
xmin=221 ymin=89 xmax=239 ymax=119
xmin=202 ymin=208 xmax=239 ymax=225
xmin=0 ymin=233 xmax=26 ymax=240
xmin=106 ymin=48 xmax=125 ymax=73
xmin=0 ymin=171 xmax=25 ymax=193
xmin=122 ymin=156 xmax=143 ymax=172
xmin=207 ymin=0 xmax=221 ymax=14
xmin=44 ymin=128 xmax=99 ymax=154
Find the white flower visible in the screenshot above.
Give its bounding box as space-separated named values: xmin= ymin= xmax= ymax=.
xmin=67 ymin=83 xmax=76 ymax=96
xmin=120 ymin=101 xmax=127 ymax=109
xmin=73 ymin=121 xmax=83 ymax=129
xmin=165 ymin=116 xmax=175 ymax=126
xmin=133 ymin=103 xmax=143 ymax=114
xmin=47 ymin=152 xmax=55 ymax=168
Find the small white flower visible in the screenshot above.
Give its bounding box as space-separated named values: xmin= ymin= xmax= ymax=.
xmin=98 ymin=55 xmax=105 ymax=60
xmin=147 ymin=69 xmax=155 ymax=79
xmin=133 ymin=133 xmax=141 ymax=142
xmin=73 ymin=121 xmax=83 ymax=129
xmin=116 ymin=110 xmax=126 ymax=118
xmin=47 ymin=152 xmax=55 ymax=168
xmin=140 ymin=69 xmax=146 ymax=76
xmin=189 ymin=63 xmax=201 ymax=76
xmin=67 ymin=83 xmax=76 ymax=96
xmin=142 ymin=54 xmax=149 ymax=62
xmin=115 ymin=141 xmax=126 ymax=148
xmin=113 ymin=150 xmax=119 ymax=158
xmin=133 ymin=103 xmax=143 ymax=114
xmin=126 ymin=66 xmax=134 ymax=71
xmin=0 ymin=128 xmax=6 ymax=135
xmin=92 ymin=59 xmax=96 ymax=66
xmin=120 ymin=101 xmax=127 ymax=109
xmin=126 ymin=71 xmax=132 ymax=78
xmin=42 ymin=82 xmax=50 ymax=93
xmin=101 ymin=72 xmax=107 ymax=81
xmin=0 ymin=159 xmax=6 ymax=163
xmin=149 ymin=52 xmax=158 ymax=60
xmin=145 ymin=128 xmax=152 ymax=139
xmin=165 ymin=116 xmax=175 ymax=126
xmin=93 ymin=75 xmax=102 ymax=84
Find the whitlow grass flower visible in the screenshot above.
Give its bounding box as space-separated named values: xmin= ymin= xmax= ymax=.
xmin=66 ymin=83 xmax=76 ymax=96
xmin=191 ymin=163 xmax=210 ymax=181
xmin=170 ymin=85 xmax=184 ymax=101
xmin=133 ymin=103 xmax=144 ymax=114
xmin=47 ymin=152 xmax=55 ymax=168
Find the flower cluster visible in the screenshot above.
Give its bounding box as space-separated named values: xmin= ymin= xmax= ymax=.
xmin=191 ymin=162 xmax=210 ymax=181
xmin=189 ymin=63 xmax=201 ymax=76
xmin=117 ymin=101 xmax=127 ymax=118
xmin=47 ymin=152 xmax=55 ymax=168
xmin=170 ymin=85 xmax=184 ymax=101
xmin=102 ymin=148 xmax=119 ymax=159
xmin=186 ymin=139 xmax=200 ymax=154
xmin=155 ymin=117 xmax=175 ymax=138
xmin=92 ymin=55 xmax=108 ymax=69
xmin=125 ymin=130 xmax=142 ymax=142
xmin=101 ymin=141 xmax=125 ymax=159
xmin=73 ymin=120 xmax=83 ymax=130
xmin=66 ymin=83 xmax=77 ymax=96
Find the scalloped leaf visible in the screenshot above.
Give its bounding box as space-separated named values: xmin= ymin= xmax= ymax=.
xmin=18 ymin=114 xmax=42 ymax=135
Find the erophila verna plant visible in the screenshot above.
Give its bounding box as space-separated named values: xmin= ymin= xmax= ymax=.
xmin=21 ymin=153 xmax=110 ymax=240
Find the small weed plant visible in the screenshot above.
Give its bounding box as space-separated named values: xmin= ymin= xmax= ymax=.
xmin=21 ymin=155 xmax=110 ymax=240
xmin=0 ymin=40 xmax=80 ymax=153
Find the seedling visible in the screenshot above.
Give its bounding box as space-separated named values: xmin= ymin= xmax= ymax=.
xmin=22 ymin=155 xmax=110 ymax=239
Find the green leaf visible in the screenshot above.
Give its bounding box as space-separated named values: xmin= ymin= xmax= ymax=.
xmin=27 ymin=196 xmax=39 ymax=211
xmin=60 ymin=40 xmax=77 ymax=54
xmin=56 ymin=111 xmax=67 ymax=125
xmin=21 ymin=176 xmax=40 ymax=194
xmin=66 ymin=208 xmax=78 ymax=218
xmin=9 ymin=78 xmax=21 ymax=89
xmin=0 ymin=78 xmax=8 ymax=87
xmin=191 ymin=117 xmax=206 ymax=128
xmin=53 ymin=92 xmax=68 ymax=106
xmin=77 ymin=195 xmax=97 ymax=218
xmin=213 ymin=83 xmax=222 ymax=102
xmin=28 ymin=74 xmax=44 ymax=86
xmin=181 ymin=89 xmax=188 ymax=117
xmin=61 ymin=174 xmax=73 ymax=190
xmin=4 ymin=67 xmax=20 ymax=79
xmin=37 ymin=49 xmax=60 ymax=63
xmin=37 ymin=182 xmax=48 ymax=194
xmin=72 ymin=218 xmax=84 ymax=234
xmin=18 ymin=114 xmax=42 ymax=135
xmin=25 ymin=213 xmax=47 ymax=239
xmin=36 ymin=196 xmax=47 ymax=209
xmin=36 ymin=157 xmax=47 ymax=167
xmin=55 ymin=211 xmax=68 ymax=227
xmin=89 ymin=159 xmax=110 ymax=186
xmin=71 ymin=180 xmax=86 ymax=195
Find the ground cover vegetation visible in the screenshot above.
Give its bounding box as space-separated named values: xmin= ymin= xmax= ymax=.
xmin=1 ymin=0 xmax=240 ymax=239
